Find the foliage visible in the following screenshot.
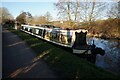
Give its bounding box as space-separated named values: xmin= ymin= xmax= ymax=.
xmin=54 ymin=0 xmax=107 ymax=28
xmin=16 ymin=11 xmax=33 ymax=25
xmin=107 ymin=2 xmax=119 ymax=18
xmin=38 ymin=16 xmax=47 ymax=24
xmin=2 ymin=19 xmax=15 ymax=28
xmin=31 ymin=11 xmax=52 ymax=25
xmin=44 ymin=11 xmax=52 ymax=23
xmin=26 ymin=12 xmax=33 ymax=24
xmin=16 ymin=12 xmax=26 ymax=24
xmin=6 ymin=1 xmax=119 ymax=39
xmin=0 ymin=7 xmax=14 ymax=25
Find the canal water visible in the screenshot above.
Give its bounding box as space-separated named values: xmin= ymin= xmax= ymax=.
xmin=87 ymin=38 xmax=120 ymax=75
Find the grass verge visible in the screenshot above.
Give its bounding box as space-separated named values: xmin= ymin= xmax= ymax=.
xmin=9 ymin=29 xmax=118 ymax=79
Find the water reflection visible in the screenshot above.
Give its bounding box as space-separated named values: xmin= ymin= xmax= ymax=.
xmin=87 ymin=38 xmax=120 ymax=75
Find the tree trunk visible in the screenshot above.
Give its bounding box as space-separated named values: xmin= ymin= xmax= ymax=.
xmin=67 ymin=0 xmax=71 ymax=28
xmin=89 ymin=0 xmax=96 ymax=25
xmin=72 ymin=0 xmax=78 ymax=28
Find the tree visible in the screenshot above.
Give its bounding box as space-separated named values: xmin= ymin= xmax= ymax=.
xmin=16 ymin=12 xmax=26 ymax=24
xmin=107 ymin=2 xmax=119 ymax=18
xmin=31 ymin=16 xmax=39 ymax=25
xmin=118 ymin=1 xmax=120 ymax=37
xmin=78 ymin=1 xmax=107 ymax=26
xmin=16 ymin=11 xmax=33 ymax=25
xmin=38 ymin=16 xmax=47 ymax=24
xmin=55 ymin=0 xmax=81 ymax=28
xmin=118 ymin=1 xmax=120 ymax=19
xmin=54 ymin=0 xmax=107 ymax=28
xmin=73 ymin=0 xmax=78 ymax=27
xmin=88 ymin=0 xmax=96 ymax=24
xmin=31 ymin=15 xmax=48 ymax=25
xmin=0 ymin=7 xmax=14 ymax=25
xmin=26 ymin=12 xmax=33 ymax=24
xmin=54 ymin=0 xmax=72 ymax=28
xmin=44 ymin=11 xmax=52 ymax=24
xmin=106 ymin=2 xmax=120 ymax=38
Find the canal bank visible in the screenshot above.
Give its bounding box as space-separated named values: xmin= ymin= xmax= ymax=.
xmin=6 ymin=28 xmax=119 ymax=79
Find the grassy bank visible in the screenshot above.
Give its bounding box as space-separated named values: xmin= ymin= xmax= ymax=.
xmin=9 ymin=29 xmax=118 ymax=79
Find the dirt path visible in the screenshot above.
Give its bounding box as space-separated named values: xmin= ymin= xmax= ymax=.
xmin=2 ymin=29 xmax=57 ymax=78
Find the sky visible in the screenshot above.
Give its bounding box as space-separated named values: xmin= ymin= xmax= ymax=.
xmin=1 ymin=0 xmax=117 ymax=21
xmin=1 ymin=0 xmax=118 ymax=2
xmin=1 ymin=2 xmax=58 ymax=20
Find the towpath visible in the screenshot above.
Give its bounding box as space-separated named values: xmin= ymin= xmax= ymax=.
xmin=2 ymin=29 xmax=57 ymax=78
